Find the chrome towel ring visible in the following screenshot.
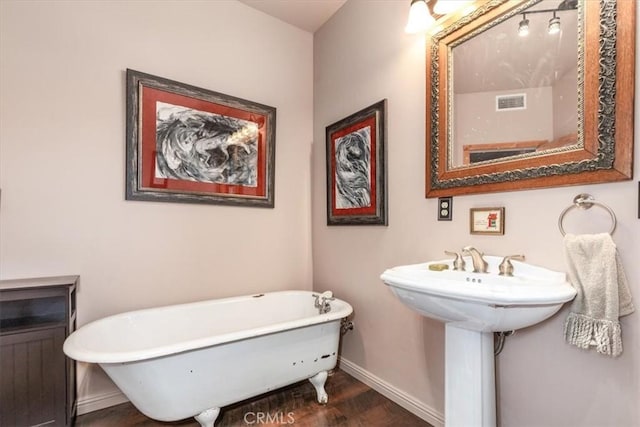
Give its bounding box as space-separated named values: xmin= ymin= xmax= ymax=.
xmin=558 ymin=193 xmax=617 ymax=236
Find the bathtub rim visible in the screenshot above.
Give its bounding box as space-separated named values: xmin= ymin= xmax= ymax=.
xmin=63 ymin=290 xmax=353 ymax=364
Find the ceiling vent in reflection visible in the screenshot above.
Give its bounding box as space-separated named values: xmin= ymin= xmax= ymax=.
xmin=496 ymin=94 xmax=526 ymax=111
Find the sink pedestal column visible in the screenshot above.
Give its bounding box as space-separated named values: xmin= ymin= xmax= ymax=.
xmin=445 ymin=324 xmax=496 ymax=427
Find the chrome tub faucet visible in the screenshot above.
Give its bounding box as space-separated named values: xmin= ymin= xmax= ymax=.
xmin=313 ymin=291 xmax=335 ymax=314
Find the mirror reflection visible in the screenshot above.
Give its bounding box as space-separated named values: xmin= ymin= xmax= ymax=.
xmin=425 ymin=0 xmax=634 ymax=198
xmin=450 ymin=0 xmax=579 ymax=168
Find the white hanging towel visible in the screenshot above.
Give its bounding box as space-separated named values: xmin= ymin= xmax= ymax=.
xmin=563 ymin=233 xmax=634 ymax=357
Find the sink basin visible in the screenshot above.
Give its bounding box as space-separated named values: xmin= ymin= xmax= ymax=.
xmin=381 ymin=256 xmax=576 ymax=332
xmin=382 ymin=255 xmax=576 ymax=427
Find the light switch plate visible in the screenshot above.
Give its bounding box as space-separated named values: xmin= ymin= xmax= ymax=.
xmin=438 ymin=197 xmax=453 ymax=221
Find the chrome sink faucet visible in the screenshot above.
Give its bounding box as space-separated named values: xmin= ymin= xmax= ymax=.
xmin=462 ymin=246 xmax=488 ymax=273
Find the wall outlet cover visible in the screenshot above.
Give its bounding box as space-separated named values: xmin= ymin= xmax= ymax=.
xmin=438 ymin=197 xmax=452 ymax=221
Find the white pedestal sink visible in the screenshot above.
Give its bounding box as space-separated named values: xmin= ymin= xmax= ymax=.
xmin=381 ymin=256 xmax=576 ymax=427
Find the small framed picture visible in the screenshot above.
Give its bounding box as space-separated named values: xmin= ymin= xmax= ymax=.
xmin=470 ymin=207 xmax=505 ymax=235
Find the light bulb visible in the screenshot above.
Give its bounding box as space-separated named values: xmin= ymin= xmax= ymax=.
xmin=405 ymin=0 xmax=434 ymax=33
xmin=518 ymin=17 xmax=529 ymax=37
xmin=548 ymin=15 xmax=561 ymax=34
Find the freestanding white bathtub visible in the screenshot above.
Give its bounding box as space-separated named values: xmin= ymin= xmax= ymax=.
xmin=63 ymin=290 xmax=353 ymax=427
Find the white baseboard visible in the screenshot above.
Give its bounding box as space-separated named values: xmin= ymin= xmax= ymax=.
xmin=339 ymin=357 xmax=444 ymax=427
xmin=77 ymin=390 xmax=129 ymax=415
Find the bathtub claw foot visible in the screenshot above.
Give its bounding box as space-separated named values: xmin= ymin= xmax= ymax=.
xmin=309 ymin=371 xmax=329 ymax=405
xmin=194 ymin=407 xmax=220 ymax=427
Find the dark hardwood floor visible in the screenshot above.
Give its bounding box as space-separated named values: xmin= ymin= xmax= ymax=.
xmin=75 ymin=369 xmax=433 ymax=427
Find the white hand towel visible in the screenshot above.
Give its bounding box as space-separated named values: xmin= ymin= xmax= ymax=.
xmin=563 ymin=233 xmax=634 ymax=357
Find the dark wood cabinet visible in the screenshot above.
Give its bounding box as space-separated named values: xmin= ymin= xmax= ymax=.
xmin=1 ymin=276 xmax=78 ymax=427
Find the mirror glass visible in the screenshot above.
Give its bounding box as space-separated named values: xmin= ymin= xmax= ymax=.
xmin=425 ymin=0 xmax=634 ymax=198
xmin=450 ymin=0 xmax=578 ymax=168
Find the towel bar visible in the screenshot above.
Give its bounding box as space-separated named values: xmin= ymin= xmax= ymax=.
xmin=558 ymin=193 xmax=617 ymax=236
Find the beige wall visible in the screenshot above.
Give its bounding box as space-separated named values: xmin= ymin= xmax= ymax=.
xmin=313 ymin=1 xmax=639 ymax=427
xmin=0 ymin=0 xmax=313 ymax=407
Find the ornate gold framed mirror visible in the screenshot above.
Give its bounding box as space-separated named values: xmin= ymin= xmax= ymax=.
xmin=425 ymin=0 xmax=634 ymax=197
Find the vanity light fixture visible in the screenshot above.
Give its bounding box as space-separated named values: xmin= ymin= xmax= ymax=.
xmin=405 ymin=0 xmax=434 ymax=33
xmin=518 ymin=14 xmax=530 ymax=37
xmin=515 ymin=1 xmax=577 ymax=37
xmin=433 ymin=0 xmax=471 ymax=15
xmin=405 ymin=0 xmax=471 ymax=34
xmin=548 ymin=12 xmax=561 ymax=34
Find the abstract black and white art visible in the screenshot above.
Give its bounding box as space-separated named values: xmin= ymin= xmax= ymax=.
xmin=126 ymin=69 xmax=276 ymax=207
xmin=334 ymin=126 xmax=372 ymax=209
xmin=326 ymin=100 xmax=387 ymax=225
xmin=155 ymin=102 xmax=258 ymax=187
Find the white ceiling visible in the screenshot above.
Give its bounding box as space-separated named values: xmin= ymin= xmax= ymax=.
xmin=238 ymin=0 xmax=347 ymax=33
xmin=453 ymin=0 xmax=578 ymax=93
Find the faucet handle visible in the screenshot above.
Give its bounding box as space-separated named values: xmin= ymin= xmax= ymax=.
xmin=498 ymin=255 xmax=525 ymax=276
xmin=313 ymin=291 xmax=334 ymax=303
xmin=444 ymin=250 xmax=466 ymax=271
xmin=318 ymin=290 xmax=334 ymax=300
xmin=313 ymin=291 xmax=335 ymax=314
